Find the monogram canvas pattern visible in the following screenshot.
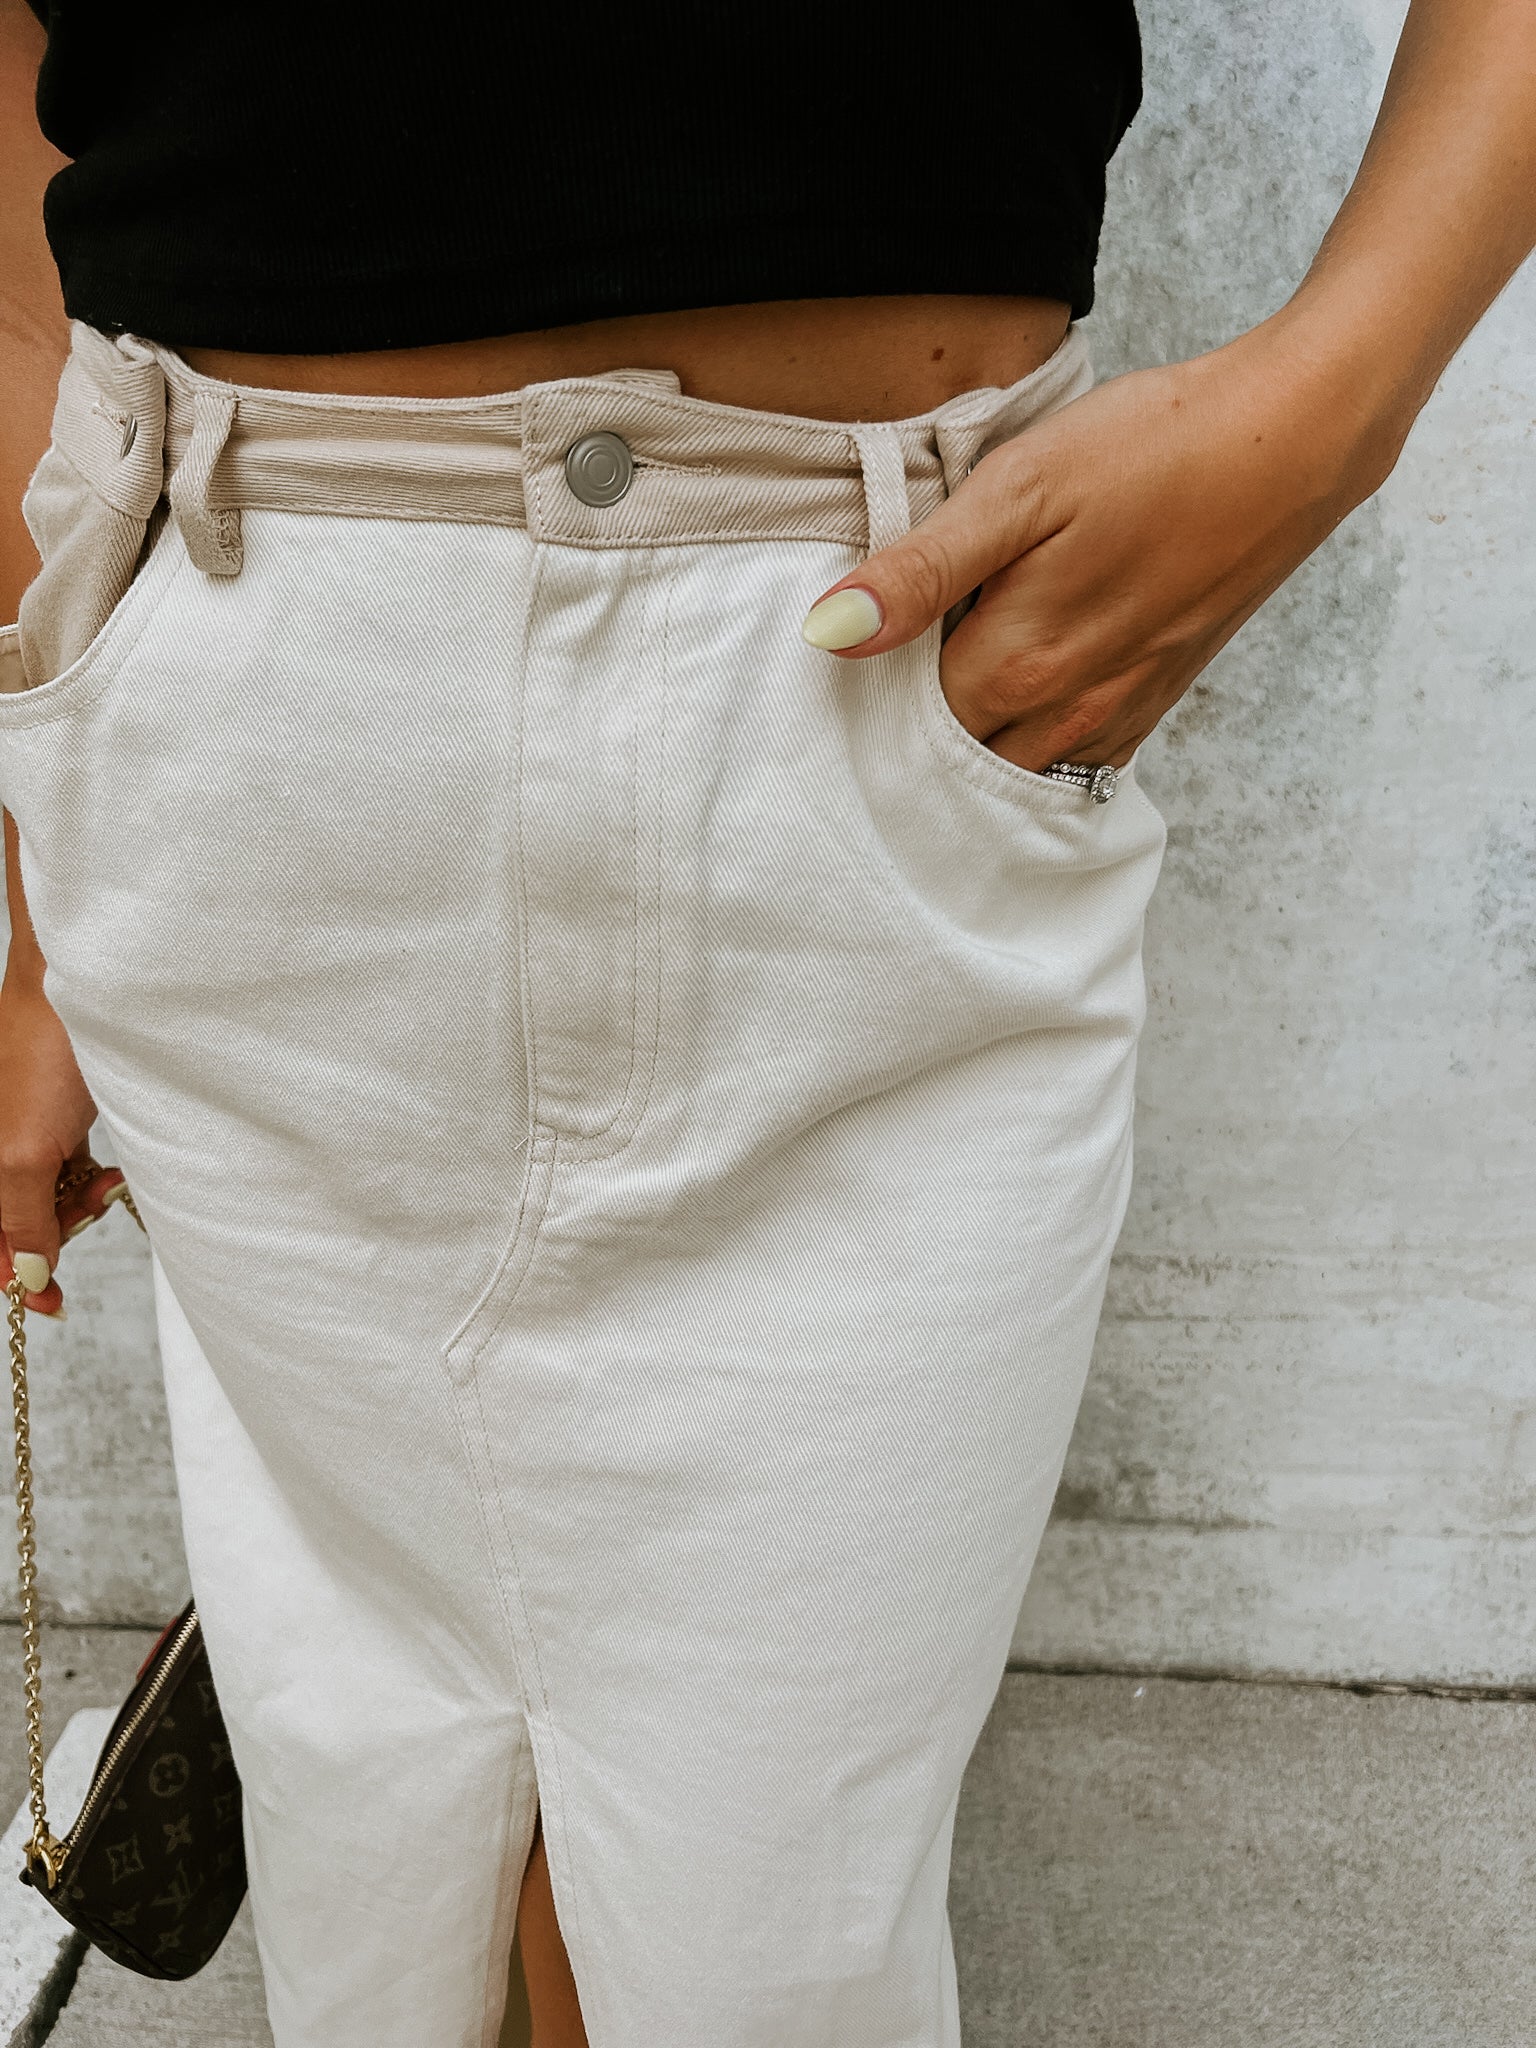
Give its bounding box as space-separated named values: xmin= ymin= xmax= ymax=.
xmin=26 ymin=1606 xmax=247 ymax=1980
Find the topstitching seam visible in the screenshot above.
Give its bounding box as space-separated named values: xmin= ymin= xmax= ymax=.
xmin=553 ymin=560 xmax=647 ymax=1145
xmin=442 ymin=545 xmax=548 ymax=1372
xmin=457 ymin=1172 xmax=603 ymax=2043
xmin=517 ymin=536 xmax=660 ymax=1149
xmin=0 ymin=524 xmax=185 ymax=728
xmin=913 ymin=649 xmax=1093 ymax=821
xmin=434 ymin=1163 xmax=593 ymax=2030
xmin=225 ymin=496 xmax=913 ymax=547
xmin=915 ymin=668 xmax=1165 ymax=840
xmin=515 ymin=547 xmax=545 ymax=1135
xmin=557 ymin=553 xmax=676 ymax=1162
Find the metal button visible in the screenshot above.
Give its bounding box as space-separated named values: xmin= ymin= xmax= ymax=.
xmin=564 ymin=431 xmax=634 ymax=508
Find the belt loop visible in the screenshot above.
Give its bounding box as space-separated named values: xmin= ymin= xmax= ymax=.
xmin=168 ymin=386 xmax=243 ymax=576
xmin=851 ymin=425 xmax=912 ymax=555
xmin=934 ymin=419 xmax=983 ymax=500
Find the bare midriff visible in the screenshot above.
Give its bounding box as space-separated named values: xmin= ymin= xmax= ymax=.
xmin=179 ymin=295 xmax=1073 ymax=420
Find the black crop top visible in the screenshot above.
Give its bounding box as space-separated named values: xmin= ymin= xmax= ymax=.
xmin=25 ymin=2 xmax=1142 ymax=355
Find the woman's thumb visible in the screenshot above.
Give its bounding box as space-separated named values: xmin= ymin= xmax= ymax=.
xmin=1 ymin=1154 xmax=66 ymax=1313
xmin=799 ymin=443 xmax=1054 ymax=657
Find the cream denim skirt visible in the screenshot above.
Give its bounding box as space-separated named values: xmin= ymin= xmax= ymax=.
xmin=0 ymin=324 xmax=1165 ymax=2048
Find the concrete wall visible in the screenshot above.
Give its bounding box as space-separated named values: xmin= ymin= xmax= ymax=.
xmin=1014 ymin=0 xmax=1536 ymax=1685
xmin=4 ymin=0 xmax=1533 ymax=1683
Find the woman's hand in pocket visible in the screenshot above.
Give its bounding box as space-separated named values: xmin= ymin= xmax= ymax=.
xmin=800 ymin=314 xmax=1409 ymax=774
xmin=0 ymin=968 xmax=124 ymax=1319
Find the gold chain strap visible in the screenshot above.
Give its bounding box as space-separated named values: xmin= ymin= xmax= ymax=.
xmin=7 ymin=1185 xmax=145 ymax=1890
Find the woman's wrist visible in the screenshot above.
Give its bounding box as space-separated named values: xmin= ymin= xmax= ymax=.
xmin=1227 ymin=292 xmax=1431 ymax=508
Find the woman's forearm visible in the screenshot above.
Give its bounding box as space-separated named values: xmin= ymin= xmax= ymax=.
xmin=800 ymin=0 xmax=1536 ymax=777
xmin=0 ymin=0 xmax=69 ymax=623
xmin=1280 ymin=0 xmax=1536 ymax=438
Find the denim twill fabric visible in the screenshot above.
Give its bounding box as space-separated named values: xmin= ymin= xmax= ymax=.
xmin=0 ymin=326 xmax=1166 ymax=2048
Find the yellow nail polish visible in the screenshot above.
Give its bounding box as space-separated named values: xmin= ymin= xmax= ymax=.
xmin=12 ymin=1252 xmax=52 ymax=1293
xmin=801 ymin=588 xmax=883 ymax=651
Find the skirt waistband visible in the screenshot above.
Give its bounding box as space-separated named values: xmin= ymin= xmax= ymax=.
xmin=50 ymin=320 xmax=1093 ymax=576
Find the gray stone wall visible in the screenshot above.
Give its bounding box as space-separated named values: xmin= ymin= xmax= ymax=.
xmin=1014 ymin=0 xmax=1536 ymax=1684
xmin=4 ymin=0 xmax=1533 ymax=1682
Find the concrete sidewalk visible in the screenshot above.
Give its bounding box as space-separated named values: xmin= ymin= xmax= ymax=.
xmin=2 ymin=1628 xmax=1532 ymax=2045
xmin=951 ymin=1671 xmax=1534 ymax=2047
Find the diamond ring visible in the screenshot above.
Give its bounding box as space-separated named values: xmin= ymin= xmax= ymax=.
xmin=1041 ymin=762 xmax=1119 ymax=803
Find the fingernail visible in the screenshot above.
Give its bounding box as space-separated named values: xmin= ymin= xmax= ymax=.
xmin=64 ymin=1217 xmax=95 ymax=1242
xmin=100 ymin=1181 xmax=129 ymax=1209
xmin=12 ymin=1253 xmax=52 ymax=1293
xmin=801 ymin=588 xmax=883 ymax=651
xmin=42 ymin=1307 xmax=67 ymax=1322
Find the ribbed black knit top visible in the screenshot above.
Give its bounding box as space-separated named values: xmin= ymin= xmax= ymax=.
xmin=26 ymin=2 xmax=1142 ymax=354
